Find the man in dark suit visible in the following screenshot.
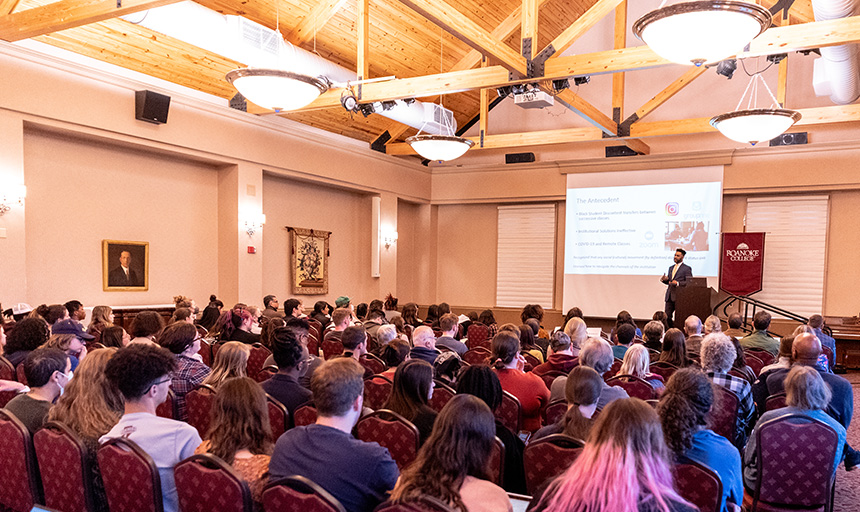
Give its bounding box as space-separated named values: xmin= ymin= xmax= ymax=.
xmin=661 ymin=248 xmax=692 ymax=328
xmin=108 ymin=250 xmax=142 ymax=286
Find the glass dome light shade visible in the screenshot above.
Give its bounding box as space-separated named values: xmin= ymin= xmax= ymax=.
xmin=709 ymin=109 xmax=801 ymax=144
xmin=226 ymin=68 xmax=328 ymax=111
xmin=633 ymin=1 xmax=772 ymax=66
xmin=406 ymin=135 xmax=475 ymax=161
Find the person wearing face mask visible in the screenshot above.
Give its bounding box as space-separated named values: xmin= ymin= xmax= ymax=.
xmin=5 ymin=347 xmax=71 ymax=433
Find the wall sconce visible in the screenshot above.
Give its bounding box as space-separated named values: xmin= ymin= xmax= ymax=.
xmin=0 ymin=185 xmax=26 ymax=216
xmin=382 ymin=230 xmax=398 ymax=249
xmin=241 ymin=213 xmax=266 ymax=236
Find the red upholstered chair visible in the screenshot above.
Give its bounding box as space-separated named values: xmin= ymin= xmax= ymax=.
xmin=186 ymin=384 xmax=217 ymax=439
xmin=428 ymin=380 xmax=456 ymax=414
xmin=0 ymin=409 xmax=43 ymax=512
xmin=743 ymin=414 xmax=839 ymax=512
xmin=0 ymin=390 xmax=19 ymax=408
xmin=16 ymin=363 xmax=27 ymax=385
xmin=495 ymin=391 xmax=522 ymax=434
xmin=308 ymin=319 xmax=323 ymax=340
xmin=359 ymin=353 xmax=387 ymax=375
xmin=156 ymin=389 xmax=177 ymax=420
xmin=98 ymin=437 xmax=163 ymax=512
xmin=520 ymin=351 xmax=540 ymax=371
xmin=822 ymin=345 xmax=835 ymax=371
xmin=0 ymin=355 xmax=15 ymax=381
xmin=462 ymin=347 xmax=491 ymax=366
xmin=536 ymin=369 xmax=568 ymax=390
xmin=356 ymin=409 xmax=420 ymax=470
xmin=293 ymin=402 xmax=318 ymax=427
xmin=363 ymin=375 xmax=393 ymax=411
xmin=246 ymin=343 xmax=272 ymax=381
xmin=264 ymin=475 xmax=346 ymax=512
xmin=765 ymin=392 xmax=787 ymax=412
xmin=523 ymin=434 xmax=585 ymax=495
xmin=266 ymin=394 xmax=289 ymax=440
xmin=466 ymin=323 xmax=491 ymax=350
xmin=649 ymin=361 xmax=678 ymax=382
xmin=307 ymin=333 xmax=320 ymax=358
xmin=604 ymin=358 xmax=623 ymax=380
xmin=174 ymin=453 xmax=252 ymax=512
xmin=709 ymin=385 xmax=740 ymax=446
xmin=487 ymin=436 xmax=505 ymax=486
xmin=543 ymin=399 xmax=568 ymax=426
xmin=744 ymin=348 xmax=775 ymax=367
xmin=605 ymin=374 xmax=657 ymax=400
xmin=256 ymin=365 xmax=278 ymax=383
xmin=729 ymin=368 xmax=753 ymax=384
xmin=745 ymin=354 xmax=765 ymax=377
xmin=197 ymin=339 xmax=213 ymax=367
xmin=34 ymin=422 xmax=96 ymax=512
xmin=321 ymin=338 xmax=344 ymax=360
xmin=673 ymin=460 xmax=723 ymax=512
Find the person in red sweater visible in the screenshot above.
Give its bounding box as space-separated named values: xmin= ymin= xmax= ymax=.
xmin=491 ymin=329 xmax=549 ymax=432
xmin=533 ymin=332 xmax=579 ymax=379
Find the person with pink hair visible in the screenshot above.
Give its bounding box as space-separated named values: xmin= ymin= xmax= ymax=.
xmin=531 ymin=398 xmax=695 ymax=512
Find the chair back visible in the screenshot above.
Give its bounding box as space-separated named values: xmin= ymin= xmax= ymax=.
xmin=648 ymin=361 xmax=678 ymax=382
xmin=293 ymin=401 xmax=318 ymax=427
xmin=520 ymin=351 xmax=540 ymax=370
xmin=487 ymin=436 xmax=505 ymax=486
xmin=355 ymin=410 xmax=420 ymax=470
xmin=156 ymin=389 xmax=176 ymax=419
xmin=266 ymin=394 xmax=289 ymax=440
xmin=0 ymin=390 xmax=19 ymax=408
xmin=708 ymin=385 xmax=740 ymax=445
xmin=98 ymin=437 xmax=163 ymax=512
xmin=428 ymin=380 xmax=456 ymax=414
xmin=495 ymin=391 xmax=522 ymax=434
xmin=822 ymin=345 xmax=835 ymax=370
xmin=605 ymin=374 xmax=657 ymax=400
xmin=174 ymin=453 xmax=252 ymax=512
xmin=0 ymin=355 xmax=15 ymax=381
xmin=256 ymin=365 xmax=278 ymax=383
xmin=523 ymin=434 xmax=585 ymax=495
xmin=537 ymin=370 xmax=567 ymax=390
xmin=752 ymin=413 xmax=838 ymax=509
xmin=466 ymin=323 xmax=490 ymax=350
xmin=197 ymin=339 xmax=213 ymax=367
xmin=744 ymin=348 xmax=774 ymax=366
xmin=321 ymin=338 xmax=344 ymax=360
xmin=363 ymin=375 xmax=393 ymax=411
xmin=0 ymin=409 xmax=43 ymax=512
xmin=16 ymin=363 xmax=27 ymax=385
xmin=246 ymin=343 xmax=272 ymax=381
xmin=462 ymin=347 xmax=491 ymax=366
xmin=604 ymin=358 xmax=623 ymax=379
xmin=307 ymin=333 xmax=320 ymax=358
xmin=673 ymin=460 xmax=723 ymax=512
xmin=744 ymin=354 xmax=765 ymax=377
xmin=34 ymin=422 xmax=96 ymax=512
xmin=185 ymin=385 xmax=217 ymax=439
xmin=543 ymin=399 xmax=568 ymax=426
xmin=765 ymin=392 xmax=787 ymax=412
xmin=728 ymin=368 xmax=752 ymax=383
xmin=263 ymin=475 xmax=346 ymax=512
xmin=308 ymin=319 xmax=323 ymax=340
xmin=359 ymin=353 xmax=387 ymax=375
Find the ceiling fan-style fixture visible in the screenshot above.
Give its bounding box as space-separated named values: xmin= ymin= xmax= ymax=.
xmin=225 ymin=69 xmax=329 ymax=111
xmin=633 ymin=1 xmax=772 ymax=66
xmin=406 ymin=133 xmax=475 ymax=161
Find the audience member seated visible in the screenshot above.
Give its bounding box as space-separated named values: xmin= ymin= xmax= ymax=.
xmin=739 ymin=311 xmax=779 ymax=357
xmin=42 ymin=330 xmax=89 ymax=371
xmin=532 ymin=332 xmax=579 ymax=378
xmin=436 ymin=313 xmax=467 ymax=356
xmin=379 ymin=339 xmax=411 ymax=380
xmin=100 ymin=344 xmax=202 ymax=512
xmin=99 ymin=325 xmax=130 ymax=348
xmin=391 ymin=316 xmax=411 ymax=342
xmin=551 ymin=338 xmax=628 ymax=407
xmin=226 ymin=308 xmax=262 ymax=345
xmin=376 ymin=324 xmax=399 ymax=350
xmin=612 ymin=323 xmax=636 ymax=360
xmin=168 ymin=307 xmax=195 ymax=326
xmin=562 ymin=317 xmax=588 ymax=358
xmin=47 ymin=347 xmax=123 ymax=512
xmin=759 ymin=335 xmax=793 ymax=374
xmin=479 ymin=309 xmax=498 ymax=338
xmin=263 ymin=317 xmax=322 ymax=389
xmin=5 ymin=347 xmax=70 ymax=433
xmin=268 ymin=358 xmax=398 ymax=512
xmin=410 ymin=326 xmax=441 ymax=366
xmin=45 ymin=304 xmax=69 ymax=325
xmin=87 ymin=305 xmax=114 ymax=344
xmin=610 ymin=310 xmax=642 ymax=343
xmin=158 ymin=322 xmax=211 ymax=421
xmin=362 ymin=308 xmax=387 ymax=345
xmin=659 ymin=328 xmax=695 ymax=368
xmin=196 ymin=377 xmax=273 ymax=507
xmin=202 ymin=341 xmax=249 ymax=389
xmin=390 ymin=394 xmax=512 ymax=512
xmin=491 ymin=331 xmax=549 ymax=432
xmin=524 ymin=319 xmax=549 ymax=354
xmin=658 ymin=368 xmax=742 ymax=512
xmin=723 ymin=312 xmax=745 ymax=340
xmin=383 ymin=294 xmax=400 ymax=322
xmin=129 ymin=310 xmax=165 ymax=345
xmin=642 ymin=320 xmax=665 ymax=352
xmin=401 ymin=302 xmax=423 ymax=328
xmin=198 ymin=295 xmax=224 ymax=332
xmin=521 ymin=304 xmax=550 ymax=340
xmin=356 ymin=302 xmax=369 ymax=323
xmin=519 ymin=324 xmax=545 ymax=363
xmin=323 ymin=307 xmax=352 ymax=344
xmin=531 ymin=398 xmax=696 ymax=512
xmin=434 ymin=351 xmax=462 ymax=388
xmin=653 ymin=310 xmax=671 ymax=331
xmin=383 ymin=359 xmax=437 ymax=445
xmin=558 ymin=307 xmax=583 ymax=333
xmin=729 ymin=335 xmax=756 ymax=383
xmin=701 ymin=333 xmax=753 ymax=444
xmin=792 ymin=324 xmax=831 ymax=372
xmin=455 ymin=366 xmax=526 ymax=494
xmin=533 ymin=366 xmax=602 ymax=441
xmin=261 ymin=294 xmax=284 ymax=321
xmin=261 ymin=327 xmax=313 ymax=416
xmin=808 ymin=314 xmax=836 ymax=368
xmin=283 ymin=298 xmax=305 ymax=319
xmin=0 ymin=323 xmax=24 ymax=392
xmin=5 ymin=316 xmax=50 ymax=366
xmin=744 ymin=365 xmax=846 ymax=489
xmin=619 ymin=344 xmax=664 ymax=390
xmin=684 ymin=316 xmax=704 ymax=358
xmin=703 ymin=315 xmax=722 ymax=336
xmin=311 ymin=300 xmax=332 ymax=328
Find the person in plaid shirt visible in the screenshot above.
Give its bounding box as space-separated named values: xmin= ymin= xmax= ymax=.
xmin=701 ymin=332 xmax=754 ymax=446
xmin=158 ymin=322 xmax=210 ymax=421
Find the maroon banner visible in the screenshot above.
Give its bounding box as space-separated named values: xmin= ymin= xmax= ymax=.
xmin=720 ymin=233 xmax=765 ymax=296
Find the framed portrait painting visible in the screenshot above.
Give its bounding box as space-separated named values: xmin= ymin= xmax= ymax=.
xmin=103 ymin=240 xmax=149 ymax=291
xmin=288 ymin=227 xmax=330 ymax=295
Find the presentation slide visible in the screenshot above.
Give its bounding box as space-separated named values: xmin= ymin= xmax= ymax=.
xmin=565 ymin=181 xmax=722 ymax=276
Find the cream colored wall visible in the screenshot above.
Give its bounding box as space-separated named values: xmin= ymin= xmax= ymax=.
xmin=435 ymin=204 xmax=498 ymax=307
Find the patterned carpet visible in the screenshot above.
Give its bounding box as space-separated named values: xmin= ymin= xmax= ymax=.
xmin=833 ymin=372 xmax=860 ymax=512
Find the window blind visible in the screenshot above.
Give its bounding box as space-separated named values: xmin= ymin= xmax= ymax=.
xmin=745 ymin=196 xmax=829 ymax=317
xmin=496 ymin=204 xmax=556 ymax=308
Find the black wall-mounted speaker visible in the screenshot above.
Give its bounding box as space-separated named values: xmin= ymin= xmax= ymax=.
xmin=135 ymin=90 xmax=170 ymax=124
xmin=505 ymin=152 xmax=535 ymax=164
xmin=769 ymin=132 xmax=808 ymax=146
xmin=605 ymin=145 xmax=640 ymax=157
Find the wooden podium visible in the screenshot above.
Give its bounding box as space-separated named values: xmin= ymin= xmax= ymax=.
xmin=674 ymin=278 xmax=713 ymax=328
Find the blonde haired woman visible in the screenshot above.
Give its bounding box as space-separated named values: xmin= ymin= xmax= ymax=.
xmin=202 ymin=341 xmax=250 ymax=389
xmin=563 ymin=317 xmax=588 ymax=357
xmin=619 ymin=344 xmax=664 ymax=390
xmin=87 ymin=305 xmax=113 ymax=344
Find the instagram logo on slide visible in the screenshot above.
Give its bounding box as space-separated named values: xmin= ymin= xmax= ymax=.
xmin=665 ymin=202 xmax=679 ymax=216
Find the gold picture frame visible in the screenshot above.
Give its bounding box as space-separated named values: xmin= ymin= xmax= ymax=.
xmin=102 ymin=240 xmax=149 ymax=291
xmin=288 ymin=227 xmax=330 ymax=295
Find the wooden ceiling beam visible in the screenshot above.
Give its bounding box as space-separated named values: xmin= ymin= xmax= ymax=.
xmin=285 ymin=0 xmax=349 ymax=45
xmin=397 ymin=0 xmax=529 ymax=77
xmin=0 ymin=0 xmax=20 ymax=15
xmin=535 ymin=0 xmax=625 ymax=62
xmin=0 ymin=0 xmax=182 ymax=42
xmin=386 ymin=126 xmax=604 ymax=154
xmin=521 ymin=0 xmax=538 ymax=59
xmin=555 ymin=89 xmax=616 ymax=135
xmin=620 ymin=66 xmax=708 ymax=130
xmin=611 ymin=1 xmax=626 ymax=122
xmin=356 ymin=0 xmax=369 ymax=80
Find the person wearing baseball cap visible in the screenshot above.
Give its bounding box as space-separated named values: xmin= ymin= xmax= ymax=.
xmin=52 ymin=318 xmax=96 ymax=342
xmin=335 ymin=296 xmax=351 ymax=309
